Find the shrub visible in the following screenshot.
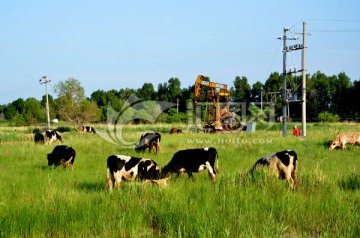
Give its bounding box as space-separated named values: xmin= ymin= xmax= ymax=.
xmin=317 ymin=112 xmax=340 ymax=122
xmin=55 ymin=126 xmax=72 ymax=132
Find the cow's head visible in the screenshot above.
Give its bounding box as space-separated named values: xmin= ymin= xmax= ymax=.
xmin=144 ymin=177 xmax=170 ymax=188
xmin=138 ymin=160 xmax=160 ymax=180
xmin=47 ymin=153 xmax=55 ymax=166
xmin=329 ymin=136 xmax=341 ymax=150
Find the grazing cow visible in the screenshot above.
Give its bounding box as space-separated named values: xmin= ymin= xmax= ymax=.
xmin=47 ymin=145 xmax=76 ymax=169
xmin=135 ymin=132 xmax=161 ymax=154
xmin=161 ymin=147 xmax=219 ymax=181
xmin=170 ymin=128 xmax=183 ymax=134
xmin=106 ymin=155 xmax=161 ymax=191
xmin=82 ymin=126 xmax=96 ymax=134
xmin=249 ymin=150 xmax=298 ymax=189
xmin=203 ymin=124 xmax=216 ymax=133
xmin=45 ymin=130 xmax=63 ymax=144
xmin=329 ymin=132 xmax=360 ymax=150
xmin=34 ymin=133 xmax=45 ymax=144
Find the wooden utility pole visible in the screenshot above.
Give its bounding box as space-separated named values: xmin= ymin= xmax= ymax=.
xmin=40 ymin=75 xmax=51 ymax=130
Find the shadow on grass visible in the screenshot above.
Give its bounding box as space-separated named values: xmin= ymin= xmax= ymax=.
xmin=77 ymin=181 xmax=105 ymax=192
xmin=34 ymin=164 xmax=51 ymax=170
xmin=338 ymin=173 xmax=360 ymax=191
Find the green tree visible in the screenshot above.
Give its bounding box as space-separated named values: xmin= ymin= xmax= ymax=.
xmin=91 ymin=90 xmax=107 ymax=107
xmin=232 ymin=76 xmax=251 ymax=102
xmin=23 ymin=98 xmax=45 ymax=125
xmin=54 ymin=78 xmax=100 ymax=125
xmin=3 ymin=103 xmax=17 ymax=120
xmin=54 ymin=77 xmax=85 ymax=106
xmin=12 ymin=98 xmax=25 ymax=114
xmin=250 ymin=81 xmax=263 ymax=102
xmin=136 ymin=82 xmax=155 ymax=100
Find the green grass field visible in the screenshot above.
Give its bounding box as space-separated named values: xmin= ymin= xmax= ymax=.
xmin=0 ymin=123 xmax=359 ymax=237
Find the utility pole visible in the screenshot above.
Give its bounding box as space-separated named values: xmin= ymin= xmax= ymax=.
xmin=40 ymin=75 xmax=51 ymax=130
xmin=278 ymin=27 xmax=298 ymax=137
xmin=301 ymin=21 xmax=307 ymax=137
xmin=176 ymin=98 xmax=180 ymax=114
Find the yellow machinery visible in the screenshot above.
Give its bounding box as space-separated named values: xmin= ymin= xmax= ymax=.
xmin=194 ymin=75 xmax=232 ymax=129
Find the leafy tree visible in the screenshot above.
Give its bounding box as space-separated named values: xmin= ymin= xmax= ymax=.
xmin=168 ymin=78 xmax=181 ymax=102
xmin=232 ymin=76 xmax=251 ymax=102
xmin=333 ymin=72 xmax=351 ymax=117
xmin=54 ymin=77 xmax=85 ymax=106
xmin=11 ymin=113 xmax=26 ymax=126
xmin=12 ymin=98 xmax=25 ymax=114
xmin=158 ymin=82 xmax=170 ymax=102
xmin=250 ymin=81 xmax=263 ymax=102
xmin=119 ymin=88 xmax=135 ymax=100
xmin=136 ymin=82 xmax=155 ymax=101
xmin=91 ymin=90 xmax=107 ymax=107
xmin=23 ymin=98 xmax=45 ymax=125
xmin=3 ymin=103 xmax=17 ymax=120
xmin=41 ymin=94 xmax=56 ymax=119
xmin=54 ymin=78 xmax=100 ymax=125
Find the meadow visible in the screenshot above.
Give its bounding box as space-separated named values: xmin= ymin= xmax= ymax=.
xmin=0 ymin=122 xmax=359 ymax=237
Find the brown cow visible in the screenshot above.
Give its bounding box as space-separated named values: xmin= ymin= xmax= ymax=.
xmin=329 ymin=132 xmax=360 ymax=150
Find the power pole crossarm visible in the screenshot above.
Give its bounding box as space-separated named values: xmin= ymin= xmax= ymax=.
xmin=39 ymin=75 xmax=51 ymax=130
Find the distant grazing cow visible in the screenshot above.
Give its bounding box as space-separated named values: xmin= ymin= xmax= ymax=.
xmin=47 ymin=145 xmax=76 ymax=169
xmin=45 ymin=130 xmax=63 ymax=144
xmin=249 ymin=150 xmax=298 ymax=189
xmin=106 ymin=155 xmax=161 ymax=191
xmin=34 ymin=133 xmax=45 ymax=144
xmin=329 ymin=132 xmax=360 ymax=150
xmin=82 ymin=126 xmax=96 ymax=134
xmin=161 ymin=147 xmax=219 ymax=181
xmin=170 ymin=128 xmax=183 ymax=134
xmin=203 ymin=124 xmax=216 ymax=133
xmin=135 ymin=132 xmax=161 ymax=154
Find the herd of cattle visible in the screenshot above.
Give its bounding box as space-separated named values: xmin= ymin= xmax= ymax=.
xmin=36 ymin=126 xmax=360 ymax=191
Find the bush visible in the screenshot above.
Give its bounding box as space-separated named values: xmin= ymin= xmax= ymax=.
xmin=55 ymin=126 xmax=72 ymax=132
xmin=317 ymin=112 xmax=340 ymax=122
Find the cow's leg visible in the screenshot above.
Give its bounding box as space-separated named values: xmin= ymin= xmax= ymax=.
xmin=113 ymin=171 xmax=122 ymax=189
xmin=205 ymin=161 xmax=216 ymax=181
xmin=187 ymin=171 xmax=193 ymax=180
xmin=284 ymin=166 xmax=295 ymax=189
xmin=106 ymin=169 xmax=114 ymax=191
xmin=291 ymin=169 xmax=297 ymax=189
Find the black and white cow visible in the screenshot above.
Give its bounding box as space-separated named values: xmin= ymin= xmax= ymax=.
xmin=106 ymin=155 xmax=161 ymax=191
xmin=34 ymin=133 xmax=45 ymax=144
xmin=161 ymin=147 xmax=219 ymax=181
xmin=135 ymin=132 xmax=161 ymax=154
xmin=203 ymin=124 xmax=216 ymax=133
xmin=249 ymin=150 xmax=298 ymax=189
xmin=82 ymin=126 xmax=96 ymax=134
xmin=45 ymin=130 xmax=63 ymax=144
xmin=47 ymin=145 xmax=76 ymax=169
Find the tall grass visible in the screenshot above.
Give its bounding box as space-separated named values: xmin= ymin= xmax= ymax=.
xmin=0 ymin=123 xmax=359 ymax=237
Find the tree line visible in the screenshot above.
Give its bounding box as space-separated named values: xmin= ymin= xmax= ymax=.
xmin=0 ymin=71 xmax=359 ymax=127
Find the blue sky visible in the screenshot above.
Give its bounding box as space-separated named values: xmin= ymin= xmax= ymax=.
xmin=1 ymin=1 xmax=359 ymax=104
